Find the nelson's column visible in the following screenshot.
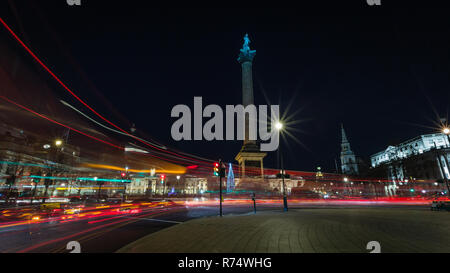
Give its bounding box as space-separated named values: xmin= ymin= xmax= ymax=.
xmin=235 ymin=34 xmax=266 ymax=179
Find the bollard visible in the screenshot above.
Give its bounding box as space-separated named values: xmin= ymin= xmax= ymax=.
xmin=252 ymin=192 xmax=256 ymax=214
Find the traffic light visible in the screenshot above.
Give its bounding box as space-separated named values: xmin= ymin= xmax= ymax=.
xmin=160 ymin=174 xmax=165 ymax=184
xmin=213 ymin=162 xmax=219 ymax=176
xmin=219 ymin=163 xmax=226 ymax=178
xmin=120 ymin=172 xmax=132 ymax=183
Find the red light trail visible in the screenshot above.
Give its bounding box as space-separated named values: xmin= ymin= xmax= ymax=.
xmin=0 ymin=94 xmax=205 ymax=167
xmin=0 ymin=17 xmax=434 ymax=181
xmin=0 ymin=16 xmax=212 ymax=166
xmin=0 ymin=95 xmax=124 ymax=150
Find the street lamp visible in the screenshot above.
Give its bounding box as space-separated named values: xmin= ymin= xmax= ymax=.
xmin=55 ymin=139 xmax=63 ymax=147
xmin=275 ymin=121 xmax=288 ymax=212
xmin=342 ymin=177 xmax=349 ymax=195
xmin=441 ymin=126 xmax=450 ymax=196
xmin=275 ymin=121 xmax=283 ymax=131
xmin=443 ymin=127 xmax=450 ymax=147
xmin=123 ymin=167 xmax=129 ymax=202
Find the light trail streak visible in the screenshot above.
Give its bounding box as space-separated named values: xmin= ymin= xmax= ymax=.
xmin=0 ymin=201 xmax=178 ymax=230
xmin=0 ymin=94 xmax=201 ymax=167
xmin=60 ymin=99 xmax=167 ymax=150
xmin=116 ymin=217 xmax=182 ymax=224
xmin=0 ymin=95 xmax=124 ymax=150
xmin=0 ymin=207 xmax=180 ymax=252
xmin=0 ymin=16 xmax=213 ymax=166
xmin=87 ymin=216 xmax=122 ymax=225
xmin=0 ymin=161 xmax=51 ymax=169
xmin=81 ymin=163 xmax=185 ymax=174
xmin=0 ymin=95 xmax=202 ymax=169
xmin=50 ymin=207 xmax=184 ymax=253
xmin=0 ymin=18 xmax=441 ymax=189
xmin=0 ymin=17 xmax=129 ymax=138
xmin=25 ymin=175 xmax=131 ymax=183
xmin=17 ymin=207 xmax=181 ymax=253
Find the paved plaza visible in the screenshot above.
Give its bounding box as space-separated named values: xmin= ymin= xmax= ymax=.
xmin=118 ymin=208 xmax=450 ymax=253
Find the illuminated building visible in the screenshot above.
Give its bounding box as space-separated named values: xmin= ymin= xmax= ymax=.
xmin=267 ymin=176 xmax=300 ymax=195
xmin=126 ymin=177 xmax=155 ymax=195
xmin=371 ymin=133 xmax=450 ymax=167
xmin=370 ymin=133 xmax=450 ymax=183
xmin=183 ymin=177 xmax=207 ymax=195
xmin=0 ymin=124 xmax=81 ymax=196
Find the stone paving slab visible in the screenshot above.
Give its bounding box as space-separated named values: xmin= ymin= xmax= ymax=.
xmin=117 ymin=208 xmax=450 ymax=253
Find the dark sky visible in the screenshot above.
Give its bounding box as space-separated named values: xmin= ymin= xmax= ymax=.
xmin=1 ymin=1 xmax=450 ymax=172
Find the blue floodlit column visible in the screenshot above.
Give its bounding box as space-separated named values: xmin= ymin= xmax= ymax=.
xmin=238 ymin=34 xmax=256 ymax=145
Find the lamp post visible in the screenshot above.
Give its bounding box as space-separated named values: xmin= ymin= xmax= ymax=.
xmin=42 ymin=139 xmax=63 ymax=203
xmin=343 ymin=177 xmax=348 ymax=196
xmin=443 ymin=127 xmax=450 ymax=147
xmin=442 ymin=126 xmax=450 ymax=196
xmin=275 ymin=121 xmax=288 ymax=212
xmin=176 ymin=175 xmax=180 ymax=196
xmin=55 ymin=139 xmax=63 ymax=147
xmin=122 ymin=166 xmax=129 ymax=202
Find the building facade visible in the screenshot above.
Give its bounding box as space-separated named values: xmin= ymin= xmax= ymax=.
xmin=370 ymin=133 xmax=450 ymax=182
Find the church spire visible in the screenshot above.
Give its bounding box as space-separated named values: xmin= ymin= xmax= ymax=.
xmin=340 ymin=123 xmax=359 ymax=175
xmin=341 ymin=123 xmax=348 ymax=143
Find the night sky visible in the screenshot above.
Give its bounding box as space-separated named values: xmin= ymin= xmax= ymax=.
xmin=1 ymin=1 xmax=450 ymax=172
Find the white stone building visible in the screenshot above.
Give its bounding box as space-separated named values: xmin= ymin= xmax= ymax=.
xmin=371 ymin=133 xmax=450 ymax=168
xmin=183 ymin=177 xmax=207 ymax=194
xmin=370 ymin=133 xmax=450 ymax=197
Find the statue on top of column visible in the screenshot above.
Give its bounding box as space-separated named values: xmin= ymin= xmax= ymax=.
xmin=238 ymin=33 xmax=256 ymax=63
xmin=242 ymin=33 xmax=251 ymax=52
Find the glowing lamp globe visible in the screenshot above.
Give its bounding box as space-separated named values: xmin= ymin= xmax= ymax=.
xmin=275 ymin=122 xmax=283 ymax=130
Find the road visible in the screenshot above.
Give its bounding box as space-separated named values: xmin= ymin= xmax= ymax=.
xmin=0 ymin=200 xmax=285 ymax=253
xmin=0 ymin=199 xmax=433 ymax=253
